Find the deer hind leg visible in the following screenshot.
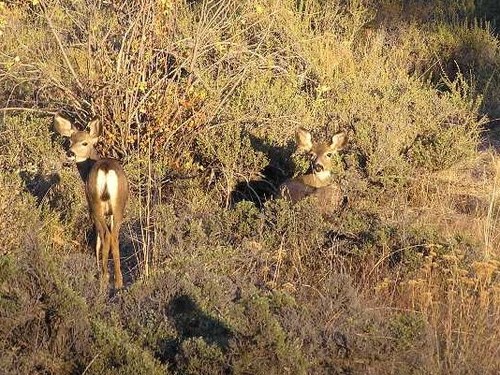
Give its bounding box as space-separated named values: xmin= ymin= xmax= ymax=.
xmin=101 ymin=229 xmax=111 ymax=286
xmin=110 ymin=214 xmax=124 ymax=289
xmin=95 ymin=231 xmax=101 ymax=271
xmin=93 ymin=216 xmax=111 ymax=288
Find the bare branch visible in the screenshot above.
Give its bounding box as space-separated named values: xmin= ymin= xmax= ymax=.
xmin=40 ymin=1 xmax=84 ymax=93
xmin=0 ymin=107 xmax=57 ymax=114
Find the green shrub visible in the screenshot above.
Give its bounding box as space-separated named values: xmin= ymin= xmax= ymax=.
xmin=90 ymin=319 xmax=166 ymax=375
xmin=389 ymin=312 xmax=426 ymax=350
xmin=230 ymin=291 xmax=308 ymax=374
xmin=175 ymin=337 xmax=226 ymax=375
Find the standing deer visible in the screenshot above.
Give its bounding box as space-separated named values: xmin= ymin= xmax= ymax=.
xmin=279 ymin=127 xmax=348 ymax=211
xmin=53 ymin=114 xmax=129 ymax=289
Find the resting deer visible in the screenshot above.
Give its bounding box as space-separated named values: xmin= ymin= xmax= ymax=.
xmin=279 ymin=127 xmax=348 ymax=211
xmin=53 ymin=114 xmax=129 ymax=289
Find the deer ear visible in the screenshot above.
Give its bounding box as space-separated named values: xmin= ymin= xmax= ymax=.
xmin=295 ymin=127 xmax=313 ymax=152
xmin=88 ymin=117 xmax=102 ymax=139
xmin=53 ymin=114 xmax=76 ymax=137
xmin=330 ymin=132 xmax=348 ymax=151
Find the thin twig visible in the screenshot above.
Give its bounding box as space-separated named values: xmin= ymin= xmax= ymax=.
xmin=82 ymin=352 xmax=100 ymax=375
xmin=40 ymin=1 xmax=84 ymax=92
xmin=0 ymin=107 xmax=56 ymax=114
xmin=367 ymin=244 xmax=441 ymax=278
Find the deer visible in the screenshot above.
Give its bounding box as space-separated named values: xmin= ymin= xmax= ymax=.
xmin=53 ymin=114 xmax=129 ymax=289
xmin=279 ymin=127 xmax=348 ymax=212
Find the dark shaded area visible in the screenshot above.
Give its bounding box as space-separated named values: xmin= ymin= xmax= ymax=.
xmin=333 ymin=331 xmax=351 ymax=359
xmin=90 ymin=198 xmax=164 ymax=293
xmin=118 ymin=243 xmax=139 ymax=290
xmin=453 ymin=193 xmax=487 ymax=215
xmin=117 ymin=219 xmax=145 ymax=289
xmin=229 ymin=165 xmax=280 ymax=207
xmin=481 ymin=120 xmax=500 ymax=152
xmin=230 ymin=134 xmax=296 ymax=207
xmin=19 ymin=171 xmax=60 ymax=205
xmin=169 ymin=295 xmax=232 ymax=348
xmin=157 ymin=295 xmax=233 ymax=366
xmin=326 ymin=208 xmax=381 ymax=240
xmin=369 ymin=0 xmax=500 ymax=29
xmin=147 ymin=52 xmax=191 ymax=82
xmin=477 ymin=0 xmax=500 ymax=31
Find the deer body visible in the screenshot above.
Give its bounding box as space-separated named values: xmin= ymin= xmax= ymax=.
xmin=54 ymin=114 xmax=129 ymax=289
xmin=279 ymin=128 xmax=347 ymax=211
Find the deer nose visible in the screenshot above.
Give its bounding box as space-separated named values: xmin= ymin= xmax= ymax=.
xmin=313 ymin=163 xmax=324 ymax=172
xmin=66 ymin=150 xmax=75 ymax=158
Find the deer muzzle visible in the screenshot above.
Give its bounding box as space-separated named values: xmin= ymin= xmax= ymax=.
xmin=66 ymin=150 xmax=76 ymax=161
xmin=313 ymin=163 xmax=324 ymax=172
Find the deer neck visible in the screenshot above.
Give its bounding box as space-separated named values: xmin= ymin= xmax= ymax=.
xmin=75 ymin=150 xmax=100 ymax=182
xmin=299 ymin=170 xmax=333 ymax=188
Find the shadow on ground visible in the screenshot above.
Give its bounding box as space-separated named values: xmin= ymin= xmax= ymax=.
xmin=481 ymin=119 xmax=500 ymax=152
xmin=157 ymin=294 xmax=233 ymax=366
xmin=19 ymin=171 xmax=61 ymax=205
xmin=230 ymin=133 xmax=295 ymax=207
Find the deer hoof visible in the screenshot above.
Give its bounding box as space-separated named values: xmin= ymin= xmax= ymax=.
xmin=114 ymin=273 xmax=124 ymax=289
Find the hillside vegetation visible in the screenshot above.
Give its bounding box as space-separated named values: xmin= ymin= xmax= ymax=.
xmin=1 ymin=0 xmax=500 ymax=374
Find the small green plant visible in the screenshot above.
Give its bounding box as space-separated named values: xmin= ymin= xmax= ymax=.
xmin=176 ymin=337 xmax=226 ymax=375
xmin=389 ymin=312 xmax=426 ymax=350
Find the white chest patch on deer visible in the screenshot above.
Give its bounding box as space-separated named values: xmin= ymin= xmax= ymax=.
xmin=96 ymin=169 xmax=119 ymax=216
xmin=314 ymin=170 xmax=332 ymax=183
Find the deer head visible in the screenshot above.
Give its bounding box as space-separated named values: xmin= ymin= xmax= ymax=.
xmin=295 ymin=127 xmax=347 ymax=181
xmin=53 ymin=114 xmax=101 ymax=163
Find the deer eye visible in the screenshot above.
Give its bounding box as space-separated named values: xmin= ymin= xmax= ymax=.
xmin=82 ymin=142 xmax=88 ymax=146
xmin=326 ymin=152 xmax=333 ymax=158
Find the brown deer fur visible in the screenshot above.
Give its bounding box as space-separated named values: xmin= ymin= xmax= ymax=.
xmin=279 ymin=127 xmax=347 ymax=212
xmin=54 ymin=114 xmax=129 ymax=289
